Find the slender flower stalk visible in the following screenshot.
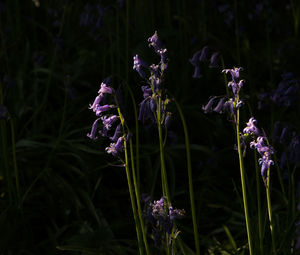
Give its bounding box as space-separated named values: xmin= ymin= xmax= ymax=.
xmin=266 ymin=166 xmax=277 ymax=255
xmin=235 ymin=107 xmax=253 ymax=255
xmin=174 ymin=99 xmax=200 ymax=255
xmin=116 ymin=104 xmax=145 ymax=255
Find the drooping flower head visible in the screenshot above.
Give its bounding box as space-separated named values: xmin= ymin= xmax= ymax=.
xmin=243 ymin=117 xmax=260 ymax=136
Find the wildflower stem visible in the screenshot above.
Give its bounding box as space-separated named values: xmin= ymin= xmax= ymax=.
xmin=254 ymin=151 xmax=264 ymax=255
xmin=265 ymin=168 xmax=277 ymax=255
xmin=157 ymin=96 xmax=170 ymax=202
xmin=117 ymin=107 xmax=144 ymax=255
xmin=174 ymin=99 xmax=200 ymax=255
xmin=129 ymin=139 xmax=150 ymax=255
xmin=235 ymin=107 xmax=253 ymax=255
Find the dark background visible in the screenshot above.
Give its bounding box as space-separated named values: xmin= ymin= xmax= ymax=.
xmin=0 ymin=0 xmax=299 ymax=254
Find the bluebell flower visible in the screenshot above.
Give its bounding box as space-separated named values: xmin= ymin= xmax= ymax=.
xmin=189 ymin=50 xmax=202 ymax=78
xmin=95 ymin=104 xmax=116 ymax=116
xmin=250 ymin=136 xmax=274 ymax=177
xmin=105 ymin=136 xmax=124 ymax=156
xmin=98 ymin=82 xmax=115 ymax=94
xmin=199 ymin=46 xmax=210 ymax=62
xmin=87 ymin=118 xmax=101 ymax=140
xmin=243 ymin=117 xmax=260 ymax=136
xmin=222 ymin=67 xmax=243 ymax=83
xmin=202 ymin=96 xmax=217 ymax=113
xmin=133 ymin=54 xmax=148 ymax=78
xmin=209 ymin=52 xmax=220 ymax=68
xmin=213 ymin=97 xmax=227 ymax=113
xmin=164 ymin=112 xmax=172 ymax=128
xmin=101 ymin=115 xmax=119 ymax=130
xmin=138 ymin=98 xmax=154 ymax=124
xmin=141 ymin=86 xmax=153 ymax=98
xmin=148 ymin=31 xmax=163 ymax=52
xmin=110 ymin=124 xmax=122 ymax=141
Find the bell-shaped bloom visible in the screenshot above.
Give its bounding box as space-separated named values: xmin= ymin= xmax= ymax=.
xmin=202 ymin=96 xmax=217 ymax=113
xmin=243 ymin=117 xmax=260 ymax=135
xmin=110 ymin=124 xmax=122 ymax=141
xmin=105 ymin=136 xmax=124 ymax=156
xmin=209 ymin=52 xmax=220 ymax=68
xmin=98 ymin=82 xmax=115 ymax=94
xmin=133 ymin=54 xmax=148 ymax=78
xmin=148 ymin=31 xmax=163 ymax=52
xmin=95 ymin=104 xmax=116 ymax=116
xmin=222 ymin=67 xmax=243 ymax=83
xmin=101 ymin=115 xmax=119 ymax=130
xmin=87 ymin=118 xmax=101 ymax=140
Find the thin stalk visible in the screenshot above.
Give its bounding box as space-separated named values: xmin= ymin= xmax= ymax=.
xmin=290 ymin=0 xmax=299 ymax=36
xmin=235 ymin=107 xmax=253 ymax=255
xmin=117 ymin=107 xmax=144 ymax=255
xmin=265 ymin=168 xmax=277 ymax=255
xmin=129 ymin=139 xmax=150 ymax=255
xmin=174 ymin=99 xmax=200 ymax=255
xmin=157 ymin=96 xmax=170 ymax=202
xmin=127 ymin=84 xmax=140 ymax=189
xmin=254 ymin=151 xmax=263 ymax=255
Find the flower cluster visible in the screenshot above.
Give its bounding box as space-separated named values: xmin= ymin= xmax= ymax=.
xmin=243 ymin=117 xmax=274 ymax=178
xmin=189 ymin=46 xmax=220 ymax=78
xmin=133 ymin=31 xmax=171 ymax=127
xmin=87 ymin=78 xmax=124 ymax=157
xmin=143 ymin=197 xmax=185 ymax=247
xmin=259 ymin=72 xmax=300 ymax=109
xmin=202 ymin=67 xmax=244 ymax=116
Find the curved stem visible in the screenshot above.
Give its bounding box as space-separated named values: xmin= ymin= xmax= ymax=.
xmin=174 ymin=99 xmax=200 ymax=255
xmin=117 ymin=107 xmax=144 ymax=255
xmin=157 ymin=96 xmax=170 ymax=202
xmin=129 ymin=139 xmax=150 ymax=255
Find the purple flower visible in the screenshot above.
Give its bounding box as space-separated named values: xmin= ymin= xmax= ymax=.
xmin=199 ymin=46 xmax=210 ymax=62
xmin=95 ymin=104 xmax=116 ymax=116
xmin=202 ymin=96 xmax=217 ymax=113
xmin=192 ymin=65 xmax=202 ymax=79
xmin=101 ymin=115 xmax=119 ymax=130
xmin=148 ymin=31 xmax=163 ymax=52
xmin=87 ymin=118 xmax=101 ymax=140
xmin=222 ymin=67 xmax=243 ymax=83
xmin=209 ymin=52 xmax=220 ymax=68
xmin=213 ymin=97 xmax=226 ymax=113
xmin=138 ymin=98 xmax=155 ymax=124
xmin=243 ymin=117 xmax=260 ymax=136
xmin=105 ymin=136 xmax=124 ymax=156
xmin=133 ymin=54 xmax=148 ymax=78
xmin=89 ymin=94 xmax=104 ymax=112
xmin=98 ymin=82 xmax=115 ymax=94
xmin=250 ymin=135 xmax=274 ymax=177
xmin=189 ymin=50 xmax=201 ymax=66
xmin=141 ymin=86 xmax=153 ymax=98
xmin=164 ymin=112 xmax=172 ymax=128
xmin=110 ymin=124 xmax=122 ymax=141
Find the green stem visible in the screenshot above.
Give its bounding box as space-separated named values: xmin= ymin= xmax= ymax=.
xmin=235 ymin=108 xmax=253 ymax=255
xmin=174 ymin=99 xmax=200 ymax=255
xmin=265 ymin=168 xmax=277 ymax=255
xmin=117 ymin=107 xmax=144 ymax=255
xmin=129 ymin=139 xmax=150 ymax=255
xmin=157 ymin=96 xmax=170 ymax=202
xmin=254 ymin=151 xmax=263 ymax=255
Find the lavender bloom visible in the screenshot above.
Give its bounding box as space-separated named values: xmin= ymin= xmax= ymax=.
xmin=250 ymin=136 xmax=274 ymax=177
xmin=101 ymin=115 xmax=119 ymax=130
xmin=189 ymin=50 xmax=202 ymax=78
xmin=223 ymin=67 xmax=243 ymax=83
xmin=105 ymin=136 xmax=124 ymax=156
xmin=209 ymin=52 xmax=220 ymax=68
xmin=213 ymin=97 xmax=226 ymax=113
xmin=143 ymin=197 xmax=185 ymax=247
xmin=202 ymin=96 xmax=217 ymax=113
xmin=141 ymin=86 xmax=153 ymax=98
xmin=110 ymin=124 xmax=122 ymax=141
xmin=98 ymin=82 xmax=115 ymax=94
xmin=133 ymin=54 xmax=148 ymax=78
xmin=138 ymin=98 xmax=154 ymax=124
xmin=243 ymin=117 xmax=260 ymax=136
xmin=148 ymin=31 xmax=163 ymax=52
xmin=95 ymin=104 xmax=116 ymax=116
xmin=89 ymin=94 xmax=104 ymax=111
xmin=199 ymin=46 xmax=210 ymax=62
xmin=87 ymin=118 xmax=101 ymax=140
